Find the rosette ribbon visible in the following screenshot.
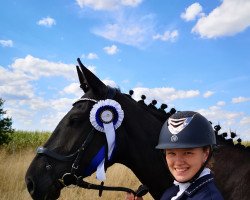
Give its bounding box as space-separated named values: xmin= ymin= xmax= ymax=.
xmin=90 ymin=99 xmax=124 ymax=181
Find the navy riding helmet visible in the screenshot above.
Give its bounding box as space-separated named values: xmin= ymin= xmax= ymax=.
xmin=156 ymin=111 xmax=216 ymax=149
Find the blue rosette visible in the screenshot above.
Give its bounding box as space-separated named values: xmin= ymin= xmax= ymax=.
xmin=89 ymin=99 xmax=124 ymax=132
xmin=89 ymin=99 xmax=124 ymax=181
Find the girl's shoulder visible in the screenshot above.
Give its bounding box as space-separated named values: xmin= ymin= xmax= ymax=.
xmin=160 ymin=174 xmax=224 ymax=200
xmin=184 ymin=174 xmax=224 ymax=200
xmin=160 ymin=184 xmax=179 ymax=200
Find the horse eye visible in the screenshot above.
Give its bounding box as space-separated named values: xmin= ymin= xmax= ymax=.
xmin=69 ymin=115 xmax=82 ymax=126
xmin=71 ymin=117 xmax=79 ymax=121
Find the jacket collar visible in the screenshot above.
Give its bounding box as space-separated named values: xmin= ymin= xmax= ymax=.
xmin=184 ymin=174 xmax=214 ymax=196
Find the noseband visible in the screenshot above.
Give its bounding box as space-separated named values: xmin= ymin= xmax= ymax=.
xmin=36 ymin=86 xmax=148 ymax=197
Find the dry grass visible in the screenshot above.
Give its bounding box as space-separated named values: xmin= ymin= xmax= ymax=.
xmin=0 ymin=149 xmax=33 ymax=200
xmin=0 ymin=149 xmax=153 ymax=200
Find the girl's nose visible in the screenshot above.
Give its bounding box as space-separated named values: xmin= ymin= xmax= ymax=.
xmin=174 ymin=154 xmax=185 ymax=164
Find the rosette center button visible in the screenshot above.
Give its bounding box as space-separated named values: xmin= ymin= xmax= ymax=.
xmin=100 ymin=110 xmax=113 ymax=123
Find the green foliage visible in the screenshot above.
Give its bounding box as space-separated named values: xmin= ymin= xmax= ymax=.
xmin=0 ymin=98 xmax=14 ymax=145
xmin=1 ymin=130 xmax=250 ymax=154
xmin=4 ymin=130 xmax=51 ymax=152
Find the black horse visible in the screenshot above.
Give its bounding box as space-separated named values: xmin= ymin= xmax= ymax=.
xmin=25 ymin=59 xmax=250 ymax=200
xmin=25 ymin=58 xmax=173 ymax=200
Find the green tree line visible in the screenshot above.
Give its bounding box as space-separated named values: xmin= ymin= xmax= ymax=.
xmin=0 ymin=98 xmax=14 ymax=145
xmin=0 ymin=98 xmax=51 ymax=152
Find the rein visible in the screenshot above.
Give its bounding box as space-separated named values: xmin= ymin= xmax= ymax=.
xmin=36 ymin=86 xmax=148 ymax=198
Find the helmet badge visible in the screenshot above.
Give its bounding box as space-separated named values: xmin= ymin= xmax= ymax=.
xmin=168 ymin=117 xmax=193 ymax=142
xmin=171 ymin=135 xmax=178 ymax=142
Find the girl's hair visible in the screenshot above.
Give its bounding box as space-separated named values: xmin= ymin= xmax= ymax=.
xmin=203 ymin=146 xmax=215 ymax=170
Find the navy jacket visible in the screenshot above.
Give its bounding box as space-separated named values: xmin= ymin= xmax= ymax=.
xmin=160 ymin=174 xmax=224 ymax=200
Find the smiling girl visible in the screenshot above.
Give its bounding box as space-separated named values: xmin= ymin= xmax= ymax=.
xmin=126 ymin=111 xmax=223 ymax=200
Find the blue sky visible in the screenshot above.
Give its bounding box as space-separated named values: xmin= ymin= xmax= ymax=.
xmin=1 ymin=0 xmax=250 ymax=141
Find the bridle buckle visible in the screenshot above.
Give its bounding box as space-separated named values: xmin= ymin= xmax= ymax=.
xmin=72 ymin=163 xmax=78 ymax=170
xmin=59 ymin=173 xmax=78 ymax=187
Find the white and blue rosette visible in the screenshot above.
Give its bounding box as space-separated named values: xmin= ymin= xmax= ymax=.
xmin=89 ymin=99 xmax=124 ymax=181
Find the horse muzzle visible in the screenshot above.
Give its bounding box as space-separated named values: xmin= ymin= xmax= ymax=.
xmin=25 ymin=174 xmax=62 ymax=200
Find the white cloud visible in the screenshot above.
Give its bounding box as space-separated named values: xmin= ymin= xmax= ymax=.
xmin=76 ymin=0 xmax=142 ymax=10
xmin=93 ymin=14 xmax=155 ymax=47
xmin=196 ymin=106 xmax=250 ymax=140
xmin=1 ymin=56 xmax=99 ymax=132
xmin=0 ymin=55 xmax=79 ymax=107
xmin=26 ymin=98 xmax=74 ymax=130
xmin=216 ymin=101 xmax=226 ymax=106
xmin=0 ymin=39 xmax=13 ymax=47
xmin=121 ymin=0 xmax=143 ymax=7
xmin=192 ymin=0 xmax=250 ymax=38
xmin=50 ymin=98 xmax=73 ymax=111
xmin=181 ymin=2 xmax=203 ymax=21
xmin=103 ymin=45 xmax=119 ymax=55
xmin=0 ymin=65 xmax=31 ymax=86
xmin=28 ymin=98 xmax=50 ymax=110
xmin=122 ymin=79 xmax=130 ymax=84
xmin=40 ymin=111 xmax=67 ymax=130
xmin=0 ymin=84 xmax=34 ymax=100
xmin=103 ymin=79 xmax=117 ymax=88
xmin=37 ymin=17 xmax=56 ymax=27
xmin=12 ymin=98 xmax=49 ymax=111
xmin=239 ymin=128 xmax=250 ymax=141
xmin=240 ymin=116 xmax=250 ymax=125
xmin=197 ymin=106 xmax=243 ymax=128
xmin=153 ymin=30 xmax=179 ymax=42
xmin=86 ymin=53 xmax=98 ymax=59
xmin=82 ymin=53 xmax=99 ymax=59
xmin=11 ymin=55 xmax=76 ymax=80
xmin=5 ymin=96 xmax=76 ymax=132
xmin=132 ymin=87 xmax=200 ymax=103
xmin=6 ymin=107 xmax=34 ymax=125
xmin=232 ymin=96 xmax=250 ymax=103
xmin=203 ymin=90 xmax=214 ymax=98
xmin=0 ymin=65 xmax=34 ymax=100
xmin=61 ymin=82 xmax=83 ymax=96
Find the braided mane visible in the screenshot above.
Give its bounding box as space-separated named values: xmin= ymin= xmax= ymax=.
xmin=214 ymin=125 xmax=250 ymax=152
xmin=126 ymin=89 xmax=250 ymax=151
xmin=125 ymin=89 xmax=176 ymax=123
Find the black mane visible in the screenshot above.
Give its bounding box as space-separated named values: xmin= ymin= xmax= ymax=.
xmin=125 ymin=90 xmax=176 ymax=123
xmin=128 ymin=89 xmax=250 ymax=152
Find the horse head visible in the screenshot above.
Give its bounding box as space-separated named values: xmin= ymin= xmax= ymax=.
xmin=25 ymin=59 xmax=172 ymax=200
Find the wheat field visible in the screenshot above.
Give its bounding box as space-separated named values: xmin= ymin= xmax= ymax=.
xmin=2 ymin=131 xmax=249 ymax=200
xmin=0 ymin=148 xmax=153 ymax=200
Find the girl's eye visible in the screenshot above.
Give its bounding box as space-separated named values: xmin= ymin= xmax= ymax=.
xmin=185 ymin=152 xmax=193 ymax=155
xmin=167 ymin=152 xmax=175 ymax=156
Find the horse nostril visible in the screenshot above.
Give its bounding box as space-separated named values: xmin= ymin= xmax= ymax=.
xmin=26 ymin=177 xmax=35 ymax=194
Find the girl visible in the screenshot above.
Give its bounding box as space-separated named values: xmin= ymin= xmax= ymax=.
xmin=126 ymin=111 xmax=223 ymax=200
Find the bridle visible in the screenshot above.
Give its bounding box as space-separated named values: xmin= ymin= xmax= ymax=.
xmin=36 ymin=86 xmax=148 ymax=197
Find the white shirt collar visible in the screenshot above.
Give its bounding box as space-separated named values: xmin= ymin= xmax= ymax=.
xmin=171 ymin=168 xmax=211 ymax=200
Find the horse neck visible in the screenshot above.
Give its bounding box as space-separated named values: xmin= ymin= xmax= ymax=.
xmin=215 ymin=139 xmax=250 ymax=167
xmin=115 ymin=110 xmax=172 ymax=199
xmin=213 ymin=138 xmax=250 ymax=199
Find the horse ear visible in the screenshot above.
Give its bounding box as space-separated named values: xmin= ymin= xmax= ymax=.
xmin=76 ymin=65 xmax=89 ymax=93
xmin=77 ymin=58 xmax=107 ymax=95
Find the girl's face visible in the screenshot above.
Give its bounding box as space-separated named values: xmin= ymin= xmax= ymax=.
xmin=165 ymin=147 xmax=209 ymax=183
